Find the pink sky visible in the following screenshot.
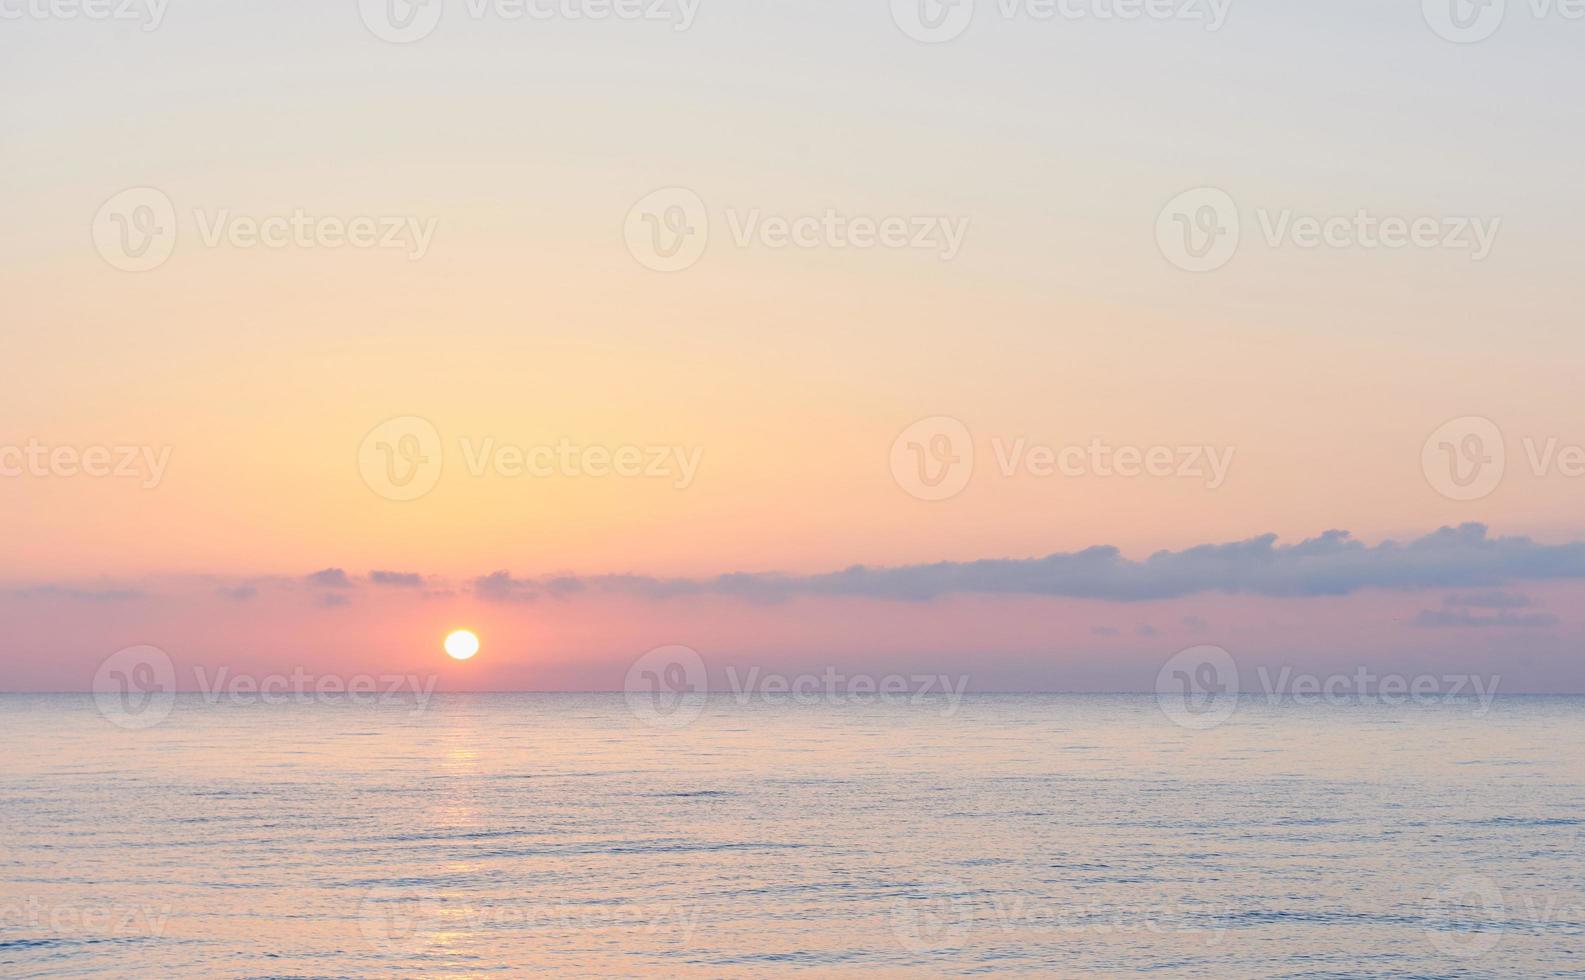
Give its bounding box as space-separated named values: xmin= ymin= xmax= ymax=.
xmin=5 ymin=3 xmax=1584 ymax=692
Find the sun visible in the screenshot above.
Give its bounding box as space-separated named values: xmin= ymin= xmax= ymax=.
xmin=444 ymin=629 xmax=480 ymax=661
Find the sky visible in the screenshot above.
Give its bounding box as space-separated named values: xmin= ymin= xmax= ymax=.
xmin=3 ymin=0 xmax=1584 ymax=692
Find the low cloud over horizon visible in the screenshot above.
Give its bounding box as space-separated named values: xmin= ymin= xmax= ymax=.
xmin=470 ymin=524 xmax=1585 ymax=605
xmin=10 ymin=525 xmax=1585 ymax=610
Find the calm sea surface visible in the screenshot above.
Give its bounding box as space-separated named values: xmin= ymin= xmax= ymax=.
xmin=3 ymin=694 xmax=1583 ymax=977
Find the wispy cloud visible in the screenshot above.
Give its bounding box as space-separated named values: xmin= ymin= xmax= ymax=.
xmin=1415 ymin=608 xmax=1559 ymax=629
xmin=1442 ymin=590 xmax=1534 ymax=610
xmin=1414 ymin=589 xmax=1557 ymax=628
xmin=10 ymin=585 xmax=145 ymax=602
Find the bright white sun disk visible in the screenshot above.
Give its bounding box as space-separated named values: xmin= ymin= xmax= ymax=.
xmin=444 ymin=630 xmax=480 ymax=661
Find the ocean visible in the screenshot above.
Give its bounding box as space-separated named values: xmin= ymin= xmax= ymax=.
xmin=3 ymin=693 xmax=1582 ymax=977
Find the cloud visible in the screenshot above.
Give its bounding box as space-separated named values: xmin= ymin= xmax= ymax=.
xmin=318 ymin=593 xmax=350 ymax=608
xmin=370 ymin=570 xmax=424 ymax=588
xmin=307 ymin=568 xmax=354 ymax=589
xmin=217 ymin=585 xmax=258 ymax=602
xmin=1443 ymin=591 xmax=1534 ymax=609
xmin=11 ymin=585 xmax=144 ymax=602
xmin=474 ymin=571 xmax=537 ymax=603
xmin=546 ymin=576 xmax=586 ymax=597
xmin=1414 ymin=608 xmax=1559 ymax=629
xmin=1091 ymin=626 xmax=1120 ymax=637
xmin=477 ymin=525 xmax=1585 ymax=604
xmin=1415 ymin=590 xmax=1555 ymax=627
xmin=1182 ymin=615 xmax=1210 ymax=632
